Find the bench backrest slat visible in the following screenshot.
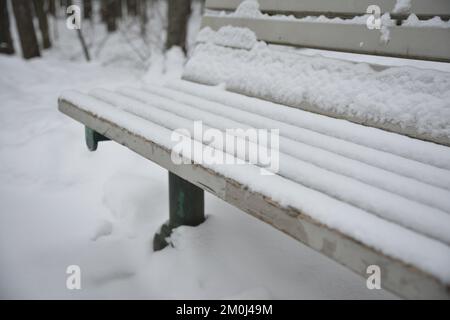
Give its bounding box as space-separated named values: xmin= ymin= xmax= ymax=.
xmin=205 ymin=0 xmax=450 ymax=19
xmin=202 ymin=15 xmax=450 ymax=62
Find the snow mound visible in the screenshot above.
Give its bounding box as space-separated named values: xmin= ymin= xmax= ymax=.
xmin=232 ymin=0 xmax=264 ymax=18
xmin=403 ymin=14 xmax=450 ymax=28
xmin=164 ymin=46 xmax=186 ymax=79
xmin=392 ymin=0 xmax=412 ymax=14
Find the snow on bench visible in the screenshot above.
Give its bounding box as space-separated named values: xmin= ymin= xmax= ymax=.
xmin=58 ymin=0 xmax=450 ymax=299
xmin=58 ymin=81 xmax=450 ymax=299
xmin=205 ymin=0 xmax=450 ymax=19
xmin=198 ymin=0 xmax=450 ymax=146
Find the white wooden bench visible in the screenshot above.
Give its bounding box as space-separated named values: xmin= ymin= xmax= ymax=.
xmin=58 ymin=0 xmax=450 ymax=299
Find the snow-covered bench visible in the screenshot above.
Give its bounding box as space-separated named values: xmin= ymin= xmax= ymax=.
xmin=58 ymin=0 xmax=450 ymax=299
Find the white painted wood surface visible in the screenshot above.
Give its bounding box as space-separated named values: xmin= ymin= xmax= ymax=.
xmin=202 ymin=15 xmax=450 ymax=62
xmin=205 ymin=0 xmax=450 ymax=18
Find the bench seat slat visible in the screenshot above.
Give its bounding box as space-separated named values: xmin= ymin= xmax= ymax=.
xmin=58 ymin=90 xmax=450 ymax=299
xmin=205 ymin=0 xmax=450 ymax=19
xmin=168 ymin=81 xmax=450 ymax=182
xmin=117 ymin=87 xmax=450 ymax=190
xmin=100 ymin=88 xmax=450 ymax=242
xmin=61 ymin=88 xmax=450 ymax=244
xmin=89 ymin=87 xmax=450 ymax=221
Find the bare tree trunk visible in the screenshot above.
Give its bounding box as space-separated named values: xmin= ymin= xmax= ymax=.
xmin=200 ymin=0 xmax=205 ymax=14
xmin=33 ymin=0 xmax=52 ymax=49
xmin=83 ymin=0 xmax=92 ymax=20
xmin=115 ymin=0 xmax=123 ymax=19
xmin=50 ymin=0 xmax=59 ymax=41
xmin=100 ymin=1 xmax=107 ymax=22
xmin=0 ymin=0 xmax=15 ymax=54
xmin=139 ymin=0 xmax=148 ymax=37
xmin=77 ymin=29 xmax=90 ymax=61
xmin=12 ymin=0 xmax=41 ymax=59
xmin=166 ymin=0 xmax=191 ymax=53
xmin=105 ymin=0 xmax=117 ymax=32
xmin=60 ymin=0 xmax=71 ymax=9
xmin=48 ymin=0 xmax=56 ymax=16
xmin=127 ymin=0 xmax=137 ymax=16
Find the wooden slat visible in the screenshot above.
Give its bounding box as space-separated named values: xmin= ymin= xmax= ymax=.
xmin=202 ymin=15 xmax=450 ymax=62
xmin=205 ymin=0 xmax=450 ymax=18
xmin=59 ymin=97 xmax=450 ymax=299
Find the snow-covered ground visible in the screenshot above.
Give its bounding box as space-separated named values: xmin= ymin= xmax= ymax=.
xmin=0 ymin=7 xmax=397 ymax=299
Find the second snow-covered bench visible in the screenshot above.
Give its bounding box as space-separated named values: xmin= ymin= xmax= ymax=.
xmin=58 ymin=0 xmax=450 ymax=299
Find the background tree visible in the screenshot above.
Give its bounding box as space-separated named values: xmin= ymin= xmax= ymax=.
xmin=12 ymin=0 xmax=41 ymax=59
xmin=105 ymin=0 xmax=118 ymax=32
xmin=83 ymin=0 xmax=92 ymax=20
xmin=0 ymin=0 xmax=15 ymax=54
xmin=33 ymin=0 xmax=52 ymax=49
xmin=60 ymin=0 xmax=72 ymax=8
xmin=127 ymin=0 xmax=137 ymax=16
xmin=166 ymin=0 xmax=192 ymax=52
xmin=77 ymin=29 xmax=91 ymax=62
xmin=115 ymin=0 xmax=123 ymax=19
xmin=139 ymin=0 xmax=148 ymax=37
xmin=48 ymin=0 xmax=56 ymax=16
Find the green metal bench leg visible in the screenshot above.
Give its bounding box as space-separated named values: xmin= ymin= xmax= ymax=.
xmin=153 ymin=172 xmax=205 ymax=251
xmin=85 ymin=126 xmax=110 ymax=151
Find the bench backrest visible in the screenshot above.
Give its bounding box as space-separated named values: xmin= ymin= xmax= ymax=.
xmin=202 ymin=0 xmax=450 ymax=62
